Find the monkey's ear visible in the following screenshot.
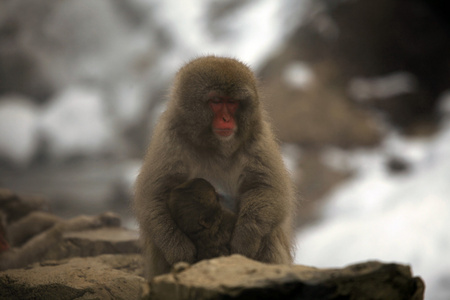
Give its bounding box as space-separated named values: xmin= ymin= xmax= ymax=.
xmin=199 ymin=216 xmax=213 ymax=229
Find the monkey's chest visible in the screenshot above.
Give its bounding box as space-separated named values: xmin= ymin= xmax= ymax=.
xmin=188 ymin=164 xmax=241 ymax=212
xmin=216 ymin=191 xmax=236 ymax=212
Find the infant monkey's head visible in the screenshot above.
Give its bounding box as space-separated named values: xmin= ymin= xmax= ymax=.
xmin=168 ymin=178 xmax=222 ymax=234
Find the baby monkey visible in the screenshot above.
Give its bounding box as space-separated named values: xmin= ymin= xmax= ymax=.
xmin=168 ymin=178 xmax=236 ymax=262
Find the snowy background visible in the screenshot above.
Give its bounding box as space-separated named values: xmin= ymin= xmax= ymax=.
xmin=295 ymin=115 xmax=450 ymax=299
xmin=1 ymin=0 xmax=450 ymax=298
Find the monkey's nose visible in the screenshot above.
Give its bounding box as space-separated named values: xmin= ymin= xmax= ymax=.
xmin=222 ymin=113 xmax=231 ymax=122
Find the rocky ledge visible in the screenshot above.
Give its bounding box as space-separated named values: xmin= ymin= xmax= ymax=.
xmin=0 ymin=188 xmax=424 ymax=299
xmin=0 ymin=254 xmax=424 ymax=300
xmin=146 ymin=255 xmax=424 ymax=300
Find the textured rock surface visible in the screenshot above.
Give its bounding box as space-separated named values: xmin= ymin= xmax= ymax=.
xmin=41 ymin=227 xmax=140 ymax=261
xmin=0 ymin=254 xmax=144 ymax=300
xmin=146 ymin=255 xmax=425 ymax=300
xmin=0 ymin=254 xmax=424 ymax=300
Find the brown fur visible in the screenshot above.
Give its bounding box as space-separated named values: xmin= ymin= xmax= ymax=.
xmin=168 ymin=178 xmax=236 ymax=261
xmin=0 ymin=212 xmax=121 ymax=270
xmin=134 ymin=56 xmax=295 ymax=279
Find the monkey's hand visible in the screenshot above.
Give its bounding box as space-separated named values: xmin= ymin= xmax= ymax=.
xmin=230 ymin=222 xmax=262 ymax=259
xmin=163 ymin=230 xmax=197 ymax=265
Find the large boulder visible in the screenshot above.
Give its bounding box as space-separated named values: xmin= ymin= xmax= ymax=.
xmin=146 ymin=255 xmax=424 ymax=300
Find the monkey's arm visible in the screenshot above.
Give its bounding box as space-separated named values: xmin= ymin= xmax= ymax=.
xmin=134 ymin=173 xmax=197 ymax=265
xmin=231 ymin=163 xmax=292 ymax=259
xmin=0 ymin=212 xmax=119 ymax=270
xmin=6 ymin=211 xmax=62 ymax=247
xmin=0 ymin=225 xmax=62 ymax=271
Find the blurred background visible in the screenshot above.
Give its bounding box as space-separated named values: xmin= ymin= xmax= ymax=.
xmin=1 ymin=0 xmax=449 ymax=298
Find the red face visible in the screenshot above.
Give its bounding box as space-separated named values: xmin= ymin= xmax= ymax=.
xmin=208 ymin=93 xmax=239 ymax=138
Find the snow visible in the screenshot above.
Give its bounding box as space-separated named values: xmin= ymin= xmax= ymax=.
xmin=295 ymin=121 xmax=450 ymax=299
xmin=0 ymin=87 xmax=120 ymax=164
xmin=281 ymin=143 xmax=302 ymax=177
xmin=348 ymin=72 xmax=417 ymax=101
xmin=110 ymin=81 xmax=145 ymax=128
xmin=283 ymin=62 xmax=315 ymax=89
xmin=39 ymin=86 xmax=116 ymax=159
xmin=0 ymin=97 xmax=40 ymax=166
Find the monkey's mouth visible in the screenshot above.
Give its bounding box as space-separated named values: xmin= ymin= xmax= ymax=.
xmin=213 ymin=128 xmax=235 ymax=137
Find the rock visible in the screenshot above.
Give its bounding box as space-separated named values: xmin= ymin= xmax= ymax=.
xmin=0 ymin=254 xmax=424 ymax=300
xmin=145 ymin=255 xmax=424 ymax=300
xmin=294 ymin=150 xmax=352 ymax=227
xmin=0 ymin=254 xmax=145 ymax=300
xmin=386 ymin=156 xmax=411 ymax=174
xmin=40 ymin=227 xmax=140 ymax=262
xmin=261 ymin=0 xmax=450 ymax=137
xmin=262 ymin=79 xmax=382 ymax=148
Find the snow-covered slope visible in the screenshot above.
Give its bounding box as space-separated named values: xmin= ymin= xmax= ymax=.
xmin=295 ymin=118 xmax=450 ymax=299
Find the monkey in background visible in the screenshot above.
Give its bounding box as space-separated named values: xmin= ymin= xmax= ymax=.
xmin=168 ymin=178 xmax=236 ymax=261
xmin=0 ymin=209 xmax=120 ymax=271
xmin=134 ymin=56 xmax=295 ymax=279
xmin=0 ymin=188 xmax=50 ymax=253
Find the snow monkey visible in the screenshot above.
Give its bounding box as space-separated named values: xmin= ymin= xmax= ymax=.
xmin=134 ymin=56 xmax=294 ymax=279
xmin=0 ymin=211 xmax=121 ymax=270
xmin=168 ymin=178 xmax=236 ymax=261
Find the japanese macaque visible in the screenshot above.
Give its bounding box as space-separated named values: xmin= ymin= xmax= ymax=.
xmin=168 ymin=178 xmax=236 ymax=261
xmin=134 ymin=56 xmax=294 ymax=279
xmin=0 ymin=188 xmax=49 ymax=254
xmin=0 ymin=210 xmax=121 ymax=271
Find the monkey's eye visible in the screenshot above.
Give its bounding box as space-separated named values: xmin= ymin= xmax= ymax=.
xmin=209 ymin=97 xmax=221 ymax=104
xmin=226 ymin=100 xmax=239 ymax=111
